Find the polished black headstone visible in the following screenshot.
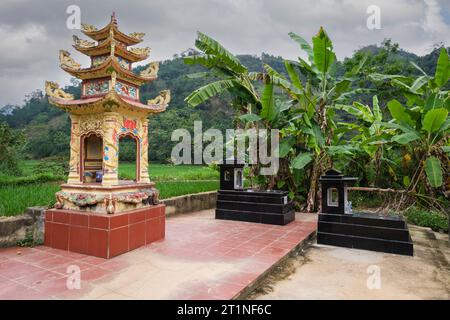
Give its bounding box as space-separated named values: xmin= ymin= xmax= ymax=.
xmin=317 ymin=168 xmax=414 ymax=256
xmin=215 ymin=189 xmax=294 ymax=226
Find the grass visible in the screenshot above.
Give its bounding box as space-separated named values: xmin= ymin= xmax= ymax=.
xmin=0 ymin=160 xmax=219 ymax=217
xmin=405 ymin=207 xmax=448 ymax=233
xmin=0 ymin=180 xmax=219 ymax=217
xmin=0 ymin=183 xmax=61 ymax=217
xmin=118 ymin=162 xmax=219 ymax=181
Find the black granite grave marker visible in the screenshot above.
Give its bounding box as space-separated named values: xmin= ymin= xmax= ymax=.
xmin=317 ymin=169 xmax=414 ymax=256
xmin=215 ymin=162 xmax=294 ymax=225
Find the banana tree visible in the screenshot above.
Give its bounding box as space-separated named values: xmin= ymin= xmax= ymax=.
xmin=184 ymin=32 xmax=260 ymax=114
xmin=263 ymin=27 xmax=369 ymax=211
xmin=371 ymin=48 xmax=450 ymax=199
xmin=184 ymin=32 xmax=281 ymax=187
xmin=334 ymin=95 xmax=395 ymax=186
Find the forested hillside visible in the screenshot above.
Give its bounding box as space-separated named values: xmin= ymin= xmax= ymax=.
xmin=0 ymin=41 xmax=447 ymax=162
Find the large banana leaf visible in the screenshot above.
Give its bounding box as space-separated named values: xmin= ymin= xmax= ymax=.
xmin=425 ymin=156 xmax=443 ymax=187
xmin=260 ymin=82 xmax=277 ymax=121
xmin=195 ymin=32 xmax=247 ymax=74
xmin=372 ymin=95 xmax=382 ymax=122
xmin=409 ymin=75 xmax=429 ymax=93
xmin=184 ymin=54 xmax=222 ymax=69
xmin=422 ymin=108 xmax=449 ymax=133
xmin=264 ymin=63 xmax=303 ymax=97
xmin=288 ymin=32 xmax=314 ymax=63
xmin=312 ymin=27 xmax=336 ymax=74
xmin=279 ymin=136 xmax=296 ymax=157
xmin=410 ymin=61 xmax=428 ymax=76
xmin=291 ymin=152 xmax=313 ymax=169
xmin=424 ymin=93 xmax=445 ymax=112
xmin=391 ymin=132 xmax=420 ymax=144
xmin=335 ymin=104 xmax=365 ymax=119
xmin=185 ymin=79 xmax=239 ymax=107
xmin=387 ymin=99 xmax=414 ymax=126
xmin=434 ymin=48 xmax=449 ymax=88
xmin=284 ymin=60 xmax=304 ymax=91
xmin=353 ymin=102 xmax=374 ymax=122
xmin=369 ymin=73 xmax=410 ymax=82
xmin=379 ymin=121 xmax=418 ymax=135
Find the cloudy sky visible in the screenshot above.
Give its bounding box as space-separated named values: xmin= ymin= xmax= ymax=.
xmin=0 ymin=0 xmax=449 ymax=107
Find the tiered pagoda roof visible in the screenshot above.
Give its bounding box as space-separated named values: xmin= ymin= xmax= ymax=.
xmin=46 ymin=13 xmax=169 ymax=116
xmin=80 ymin=13 xmax=143 ymax=45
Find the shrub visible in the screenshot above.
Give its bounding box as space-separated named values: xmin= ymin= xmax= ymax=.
xmin=0 ymin=173 xmax=65 ymax=186
xmin=32 ymin=156 xmax=69 ymax=176
xmin=0 ymin=122 xmax=25 ymax=176
xmin=405 ymin=207 xmax=449 ymax=233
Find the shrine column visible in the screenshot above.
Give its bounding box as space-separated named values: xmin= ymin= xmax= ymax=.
xmin=139 ymin=117 xmax=150 ymax=183
xmin=102 ymin=112 xmax=120 ymax=186
xmin=67 ymin=114 xmax=82 ymax=184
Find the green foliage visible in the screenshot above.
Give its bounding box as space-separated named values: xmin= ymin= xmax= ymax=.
xmin=375 ymin=48 xmax=450 ymax=191
xmin=17 ymin=230 xmax=40 ymax=247
xmin=424 ymin=156 xmax=443 ymax=188
xmin=0 ymin=122 xmax=25 ymax=176
xmin=0 ymin=173 xmax=64 ymax=186
xmin=312 ymin=27 xmax=336 ymax=74
xmin=32 ymin=156 xmax=69 ymax=176
xmin=406 ymin=207 xmax=448 ymax=232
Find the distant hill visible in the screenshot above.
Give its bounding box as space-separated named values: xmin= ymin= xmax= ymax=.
xmin=0 ymin=43 xmax=447 ymax=161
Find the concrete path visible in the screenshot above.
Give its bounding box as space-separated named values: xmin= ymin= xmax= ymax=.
xmin=250 ymin=225 xmax=450 ymax=300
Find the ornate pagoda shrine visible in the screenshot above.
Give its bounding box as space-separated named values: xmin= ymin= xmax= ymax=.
xmin=44 ymin=13 xmax=169 ymax=258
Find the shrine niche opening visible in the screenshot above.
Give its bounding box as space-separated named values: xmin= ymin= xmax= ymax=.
xmin=118 ymin=133 xmax=140 ymax=182
xmin=81 ymin=132 xmax=103 ymax=183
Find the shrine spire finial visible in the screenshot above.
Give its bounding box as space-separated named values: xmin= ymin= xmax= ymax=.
xmin=111 ymin=12 xmax=117 ymax=25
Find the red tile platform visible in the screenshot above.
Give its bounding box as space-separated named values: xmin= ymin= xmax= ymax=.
xmin=44 ymin=204 xmax=165 ymax=259
xmin=0 ymin=210 xmax=316 ymax=300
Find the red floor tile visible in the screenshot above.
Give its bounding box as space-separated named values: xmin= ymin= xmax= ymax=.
xmin=0 ymin=260 xmax=42 ymax=279
xmin=32 ymin=276 xmax=71 ymax=297
xmin=15 ymin=269 xmax=65 ymax=287
xmin=50 ymin=261 xmax=93 ymax=274
xmin=0 ymin=211 xmax=317 ymax=300
xmin=80 ymin=267 xmax=112 ymax=282
xmin=0 ymin=282 xmax=45 ymax=300
xmin=33 ymin=256 xmax=73 ymax=269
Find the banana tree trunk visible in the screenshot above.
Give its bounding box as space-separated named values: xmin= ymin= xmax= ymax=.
xmin=306 ymin=152 xmax=322 ymax=213
xmin=306 ymin=99 xmax=328 ymax=213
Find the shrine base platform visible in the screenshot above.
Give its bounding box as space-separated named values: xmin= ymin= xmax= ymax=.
xmin=44 ymin=204 xmax=165 ymax=259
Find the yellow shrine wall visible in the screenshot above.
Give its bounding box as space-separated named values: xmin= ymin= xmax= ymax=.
xmin=67 ymin=110 xmax=150 ymax=186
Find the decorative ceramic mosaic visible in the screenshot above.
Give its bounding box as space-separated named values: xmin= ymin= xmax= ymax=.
xmin=85 ymin=79 xmax=109 ymax=96
xmin=92 ymin=55 xmax=108 ymax=67
xmin=115 ymin=81 xmax=137 ymax=99
xmin=116 ymin=56 xmax=131 ymax=69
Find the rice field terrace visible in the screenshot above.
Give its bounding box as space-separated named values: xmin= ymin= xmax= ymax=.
xmin=0 ymin=160 xmax=219 ymax=216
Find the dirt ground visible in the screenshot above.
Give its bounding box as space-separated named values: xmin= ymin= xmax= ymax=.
xmin=247 ymin=225 xmax=450 ymax=300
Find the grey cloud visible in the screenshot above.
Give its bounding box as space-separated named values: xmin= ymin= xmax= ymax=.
xmin=0 ymin=0 xmax=449 ymax=106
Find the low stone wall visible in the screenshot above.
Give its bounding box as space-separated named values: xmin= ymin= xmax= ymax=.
xmin=0 ymin=191 xmax=218 ymax=247
xmin=0 ymin=207 xmax=45 ymax=248
xmin=161 ymin=191 xmax=217 ymax=216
